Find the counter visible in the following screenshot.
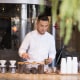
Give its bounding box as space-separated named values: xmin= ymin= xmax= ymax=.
xmin=0 ymin=73 xmax=80 ymax=80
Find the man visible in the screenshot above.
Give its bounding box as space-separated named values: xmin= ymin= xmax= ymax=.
xmin=18 ymin=14 xmax=56 ymax=64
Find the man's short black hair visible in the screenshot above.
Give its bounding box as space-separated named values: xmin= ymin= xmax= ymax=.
xmin=38 ymin=14 xmax=49 ymax=21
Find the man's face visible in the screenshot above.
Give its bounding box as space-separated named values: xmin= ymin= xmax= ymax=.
xmin=37 ymin=20 xmax=49 ymax=35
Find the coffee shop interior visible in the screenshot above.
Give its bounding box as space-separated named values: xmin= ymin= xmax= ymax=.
xmin=0 ymin=0 xmax=80 ymax=76
xmin=0 ymin=2 xmax=53 ymax=63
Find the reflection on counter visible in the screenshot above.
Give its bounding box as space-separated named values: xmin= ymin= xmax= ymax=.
xmin=0 ymin=73 xmax=80 ymax=80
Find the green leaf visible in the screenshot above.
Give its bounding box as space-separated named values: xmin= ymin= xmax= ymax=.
xmin=64 ymin=18 xmax=72 ymax=45
xmin=51 ymin=0 xmax=58 ymax=22
xmin=60 ymin=20 xmax=66 ymax=37
xmin=39 ymin=0 xmax=45 ymax=14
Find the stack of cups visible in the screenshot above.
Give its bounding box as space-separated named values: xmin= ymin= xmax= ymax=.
xmin=72 ymin=57 xmax=78 ymax=74
xmin=60 ymin=57 xmax=78 ymax=74
xmin=66 ymin=57 xmax=72 ymax=74
xmin=60 ymin=58 xmax=67 ymax=74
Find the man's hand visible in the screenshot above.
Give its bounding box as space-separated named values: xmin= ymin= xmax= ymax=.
xmin=45 ymin=58 xmax=53 ymax=65
xmin=21 ymin=53 xmax=30 ymax=59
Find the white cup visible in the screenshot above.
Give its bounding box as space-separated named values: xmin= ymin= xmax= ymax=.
xmin=72 ymin=57 xmax=78 ymax=74
xmin=60 ymin=58 xmax=67 ymax=74
xmin=66 ymin=57 xmax=72 ymax=74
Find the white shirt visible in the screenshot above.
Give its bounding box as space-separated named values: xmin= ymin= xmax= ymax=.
xmin=19 ymin=30 xmax=56 ymax=62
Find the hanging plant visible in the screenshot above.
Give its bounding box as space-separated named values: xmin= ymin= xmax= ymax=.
xmin=59 ymin=0 xmax=80 ymax=45
xmin=40 ymin=0 xmax=80 ymax=45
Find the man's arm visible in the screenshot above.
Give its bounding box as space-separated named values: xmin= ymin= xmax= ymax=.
xmin=48 ymin=37 xmax=56 ymax=63
xmin=18 ymin=33 xmax=31 ymax=59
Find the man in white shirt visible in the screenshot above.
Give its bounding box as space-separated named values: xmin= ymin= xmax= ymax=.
xmin=18 ymin=14 xmax=56 ymax=64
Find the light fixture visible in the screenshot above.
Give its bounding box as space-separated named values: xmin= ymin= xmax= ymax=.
xmin=2 ymin=7 xmax=5 ymax=11
xmin=17 ymin=7 xmax=20 ymax=11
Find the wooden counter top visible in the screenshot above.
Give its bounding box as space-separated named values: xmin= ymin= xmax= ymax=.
xmin=0 ymin=73 xmax=80 ymax=80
